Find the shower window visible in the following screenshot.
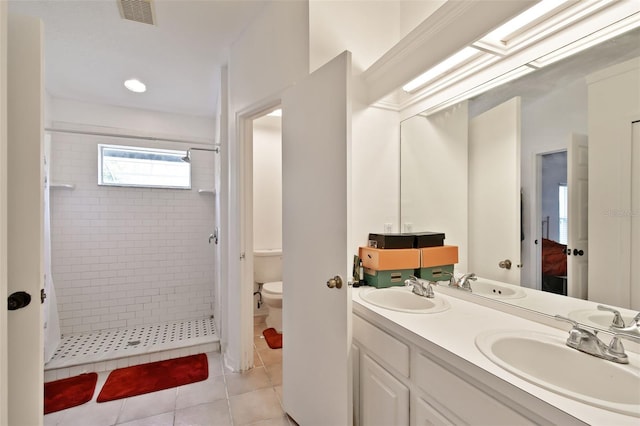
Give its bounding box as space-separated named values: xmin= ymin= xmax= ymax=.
xmin=98 ymin=144 xmax=191 ymax=189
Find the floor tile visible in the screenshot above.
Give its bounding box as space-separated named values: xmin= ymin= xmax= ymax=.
xmin=264 ymin=362 xmax=283 ymax=386
xmin=229 ymin=388 xmax=284 ymax=425
xmin=246 ymin=414 xmax=291 ymax=426
xmin=117 ymin=389 xmax=176 ymax=424
xmin=56 ymin=399 xmax=124 ymax=426
xmin=254 ymin=335 xmax=269 ymax=351
xmin=257 ymin=347 xmax=282 ymax=366
xmin=116 ymin=411 xmax=174 ymax=426
xmin=175 ymin=375 xmax=227 ymax=409
xmin=207 ymin=352 xmax=225 ymax=377
xmin=225 ymin=366 xmax=272 ymax=396
xmin=174 ymin=400 xmax=232 ymax=426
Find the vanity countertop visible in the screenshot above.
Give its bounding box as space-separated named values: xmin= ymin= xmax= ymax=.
xmin=352 ymin=285 xmax=640 ymax=425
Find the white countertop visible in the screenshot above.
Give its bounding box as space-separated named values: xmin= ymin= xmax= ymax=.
xmin=352 ymin=285 xmax=640 ymax=425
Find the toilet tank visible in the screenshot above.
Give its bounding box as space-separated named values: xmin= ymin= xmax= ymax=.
xmin=254 ymin=249 xmax=283 ymax=283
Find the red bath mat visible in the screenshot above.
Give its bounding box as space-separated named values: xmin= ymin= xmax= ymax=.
xmin=263 ymin=328 xmax=282 ymax=349
xmin=44 ymin=372 xmax=97 ymax=414
xmin=97 ymin=353 xmax=208 ymax=402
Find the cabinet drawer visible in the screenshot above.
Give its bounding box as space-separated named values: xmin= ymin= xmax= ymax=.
xmin=353 ymin=315 xmax=410 ymax=377
xmin=414 ymin=352 xmax=534 ymax=425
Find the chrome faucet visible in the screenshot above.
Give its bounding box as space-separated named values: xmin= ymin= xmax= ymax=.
xmin=555 ymin=315 xmax=629 ymax=364
xmin=598 ymin=305 xmax=640 ymax=338
xmin=405 ymin=276 xmax=435 ymax=298
xmin=457 ymin=272 xmax=477 ymax=291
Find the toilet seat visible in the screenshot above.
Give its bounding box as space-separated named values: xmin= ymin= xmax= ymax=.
xmin=263 ymin=281 xmax=282 ymax=295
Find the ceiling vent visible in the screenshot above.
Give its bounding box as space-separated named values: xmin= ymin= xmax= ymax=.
xmin=118 ymin=0 xmax=156 ymax=26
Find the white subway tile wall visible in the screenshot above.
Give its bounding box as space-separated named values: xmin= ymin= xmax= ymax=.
xmin=50 ymin=133 xmax=216 ymax=335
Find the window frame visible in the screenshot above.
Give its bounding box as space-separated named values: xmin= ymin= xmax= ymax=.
xmin=98 ymin=144 xmax=191 ymax=190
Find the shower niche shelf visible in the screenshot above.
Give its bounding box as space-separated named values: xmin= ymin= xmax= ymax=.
xmin=198 ymin=189 xmax=215 ymax=195
xmin=50 ymin=183 xmax=75 ymax=190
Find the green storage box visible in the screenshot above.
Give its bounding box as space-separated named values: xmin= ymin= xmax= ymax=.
xmin=363 ymin=268 xmax=413 ymax=288
xmin=416 ymin=264 xmax=454 ymax=282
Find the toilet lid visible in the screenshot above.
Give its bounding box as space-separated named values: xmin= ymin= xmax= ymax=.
xmin=263 ymin=281 xmax=283 ymax=294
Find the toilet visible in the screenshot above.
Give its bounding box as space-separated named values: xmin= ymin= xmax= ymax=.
xmin=254 ymin=249 xmax=283 ymax=333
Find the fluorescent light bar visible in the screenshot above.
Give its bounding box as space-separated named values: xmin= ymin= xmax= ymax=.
xmin=267 ymin=109 xmax=282 ymax=117
xmin=421 ymin=65 xmax=536 ymax=117
xmin=531 ymin=18 xmax=640 ymax=68
xmin=124 ymin=78 xmax=146 ymax=93
xmin=482 ymin=0 xmax=570 ymax=44
xmin=403 ymin=47 xmax=480 ymax=93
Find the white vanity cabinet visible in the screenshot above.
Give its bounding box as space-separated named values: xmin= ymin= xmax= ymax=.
xmin=352 ymin=311 xmax=584 ymax=426
xmin=360 ymin=354 xmax=409 ymax=426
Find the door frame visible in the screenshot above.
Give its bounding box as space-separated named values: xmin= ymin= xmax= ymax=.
xmin=532 ymin=148 xmax=567 ymax=292
xmin=227 ymin=95 xmax=282 ymax=372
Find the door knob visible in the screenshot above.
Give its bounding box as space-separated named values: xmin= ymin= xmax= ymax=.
xmin=326 ymin=276 xmax=343 ymax=289
xmin=8 ymin=291 xmax=31 ymax=311
xmin=498 ymin=259 xmax=512 ymax=270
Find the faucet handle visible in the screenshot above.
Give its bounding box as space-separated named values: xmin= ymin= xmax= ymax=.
xmin=554 ymin=314 xmax=579 ymax=328
xmin=404 ymin=276 xmax=418 ymax=287
xmin=608 ymin=334 xmax=627 ymax=357
xmin=597 ymin=305 xmax=626 ymax=328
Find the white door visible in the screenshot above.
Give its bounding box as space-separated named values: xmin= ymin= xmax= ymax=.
xmin=7 ymin=15 xmax=44 ymax=426
xmin=468 ymin=97 xmax=521 ymax=285
xmin=567 ymin=134 xmax=588 ymax=299
xmin=0 ymin=2 xmax=8 ymax=423
xmin=281 ymin=51 xmax=352 ymax=425
xmin=631 ymin=122 xmax=640 ymax=310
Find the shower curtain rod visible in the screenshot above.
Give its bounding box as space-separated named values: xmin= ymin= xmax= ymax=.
xmin=44 ymin=127 xmax=216 ymax=146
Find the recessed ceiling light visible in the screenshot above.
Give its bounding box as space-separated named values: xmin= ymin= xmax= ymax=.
xmin=124 ymin=79 xmax=146 ymax=93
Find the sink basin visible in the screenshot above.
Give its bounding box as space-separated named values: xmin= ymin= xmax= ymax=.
xmin=476 ymin=330 xmax=640 ymax=417
xmin=568 ymin=309 xmax=636 ymax=330
xmin=359 ymin=287 xmax=450 ymax=313
xmin=471 ymin=279 xmax=526 ymax=299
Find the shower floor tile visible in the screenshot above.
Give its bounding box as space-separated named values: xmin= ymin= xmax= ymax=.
xmin=46 ymin=317 xmax=218 ymax=370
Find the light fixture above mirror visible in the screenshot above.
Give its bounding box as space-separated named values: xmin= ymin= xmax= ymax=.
xmin=397 ymin=0 xmax=640 ymax=118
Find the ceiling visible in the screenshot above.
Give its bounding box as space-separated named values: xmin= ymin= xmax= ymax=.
xmin=8 ymin=0 xmax=268 ymax=117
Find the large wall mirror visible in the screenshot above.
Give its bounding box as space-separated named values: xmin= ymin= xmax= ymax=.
xmin=401 ymin=24 xmax=640 ymax=326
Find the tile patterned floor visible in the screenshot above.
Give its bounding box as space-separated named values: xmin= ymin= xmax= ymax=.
xmin=44 ymin=316 xmax=294 ymax=426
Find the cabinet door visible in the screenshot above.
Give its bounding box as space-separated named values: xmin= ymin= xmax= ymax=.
xmin=361 ymin=354 xmax=409 ymax=426
xmin=414 ymin=396 xmax=456 ymax=426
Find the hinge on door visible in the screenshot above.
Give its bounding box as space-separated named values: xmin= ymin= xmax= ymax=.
xmin=240 ymin=252 xmax=246 ymax=260
xmin=41 ymin=288 xmax=47 ymax=304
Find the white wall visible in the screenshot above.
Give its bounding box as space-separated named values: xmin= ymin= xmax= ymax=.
xmin=350 ymin=103 xmax=400 ymax=257
xmin=587 ymin=57 xmax=640 ymax=309
xmin=51 ymin=98 xmax=215 ymax=142
xmin=310 ymin=0 xmax=401 ymax=73
xmin=253 ymin=115 xmax=282 ymax=251
xmin=400 ymin=102 xmax=468 ymax=273
xmin=49 ymin=99 xmax=216 ymax=334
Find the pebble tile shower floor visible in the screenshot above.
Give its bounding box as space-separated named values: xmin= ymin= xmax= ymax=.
xmin=46 ymin=318 xmax=219 ymax=372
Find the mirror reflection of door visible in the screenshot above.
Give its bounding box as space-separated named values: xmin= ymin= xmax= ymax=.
xmin=538 ymin=134 xmax=588 ymax=298
xmin=539 ymin=151 xmax=568 ymax=295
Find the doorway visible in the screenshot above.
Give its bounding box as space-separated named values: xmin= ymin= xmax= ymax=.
xmin=248 ymin=107 xmax=283 ymax=390
xmin=537 ymin=150 xmax=568 ymax=295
